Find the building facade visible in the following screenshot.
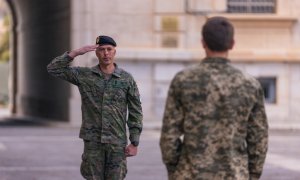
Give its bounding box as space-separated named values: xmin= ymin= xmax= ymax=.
xmin=69 ymin=0 xmax=300 ymax=128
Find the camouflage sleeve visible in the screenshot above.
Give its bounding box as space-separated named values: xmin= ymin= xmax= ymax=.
xmin=127 ymin=77 xmax=143 ymax=145
xmin=247 ymin=86 xmax=269 ymax=179
xmin=47 ymin=52 xmax=80 ymax=85
xmin=160 ymin=74 xmax=184 ymax=174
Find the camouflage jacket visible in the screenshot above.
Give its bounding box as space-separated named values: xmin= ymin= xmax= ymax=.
xmin=47 ymin=52 xmax=143 ymax=146
xmin=160 ymin=57 xmax=268 ymax=180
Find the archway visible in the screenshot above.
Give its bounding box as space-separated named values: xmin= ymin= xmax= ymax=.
xmin=3 ymin=0 xmax=71 ymax=121
xmin=0 ymin=0 xmax=10 ymax=117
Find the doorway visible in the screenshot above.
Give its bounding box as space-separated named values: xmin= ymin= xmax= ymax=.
xmin=0 ymin=0 xmax=11 ymax=117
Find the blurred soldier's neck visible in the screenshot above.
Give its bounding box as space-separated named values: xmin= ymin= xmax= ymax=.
xmin=205 ymin=48 xmax=229 ymax=59
xmin=202 ymin=40 xmax=233 ymax=59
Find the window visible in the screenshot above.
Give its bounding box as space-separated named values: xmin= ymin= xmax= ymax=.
xmin=228 ymin=0 xmax=276 ymax=13
xmin=257 ymin=77 xmax=276 ymax=103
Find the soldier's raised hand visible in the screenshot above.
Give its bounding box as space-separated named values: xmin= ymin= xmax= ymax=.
xmin=68 ymin=45 xmax=99 ymax=58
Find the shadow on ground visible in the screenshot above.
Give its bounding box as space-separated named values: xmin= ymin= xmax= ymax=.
xmin=0 ymin=116 xmax=58 ymax=127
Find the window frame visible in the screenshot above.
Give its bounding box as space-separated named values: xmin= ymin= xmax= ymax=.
xmin=227 ymin=0 xmax=277 ymax=14
xmin=256 ymin=77 xmax=277 ymax=104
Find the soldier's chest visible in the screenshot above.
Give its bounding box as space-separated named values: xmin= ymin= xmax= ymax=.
xmin=79 ymin=75 xmax=129 ymax=99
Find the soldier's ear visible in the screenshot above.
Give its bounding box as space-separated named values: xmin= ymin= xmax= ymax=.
xmin=201 ymin=39 xmax=206 ymax=48
xmin=228 ymin=39 xmax=235 ymax=50
xmin=202 ymin=39 xmax=209 ymax=50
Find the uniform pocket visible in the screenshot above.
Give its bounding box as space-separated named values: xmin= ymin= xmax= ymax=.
xmin=106 ymin=145 xmax=127 ymax=179
xmin=81 ymin=144 xmax=105 ymax=179
xmin=80 ymin=87 xmax=92 ymax=101
xmin=111 ymin=88 xmax=127 ymax=103
xmin=80 ymin=153 xmax=91 ymax=179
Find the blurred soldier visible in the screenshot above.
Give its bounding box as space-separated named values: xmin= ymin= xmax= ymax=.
xmin=160 ymin=16 xmax=268 ymax=180
xmin=47 ymin=35 xmax=143 ymax=180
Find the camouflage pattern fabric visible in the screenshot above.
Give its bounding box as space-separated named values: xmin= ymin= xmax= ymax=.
xmin=47 ymin=52 xmax=143 ymax=179
xmin=47 ymin=52 xmax=143 ymax=146
xmin=160 ymin=57 xmax=268 ymax=180
xmin=81 ymin=140 xmax=127 ymax=180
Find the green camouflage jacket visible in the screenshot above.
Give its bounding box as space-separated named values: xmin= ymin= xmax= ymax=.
xmin=160 ymin=57 xmax=268 ymax=180
xmin=47 ymin=52 xmax=143 ymax=146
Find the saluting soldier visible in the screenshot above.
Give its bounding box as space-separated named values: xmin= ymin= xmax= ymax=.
xmin=160 ymin=16 xmax=268 ymax=180
xmin=47 ymin=35 xmax=143 ymax=180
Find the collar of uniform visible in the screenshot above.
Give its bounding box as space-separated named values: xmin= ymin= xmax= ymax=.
xmin=202 ymin=57 xmax=230 ymax=64
xmin=91 ymin=63 xmax=121 ymax=78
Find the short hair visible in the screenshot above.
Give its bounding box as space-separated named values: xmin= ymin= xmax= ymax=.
xmin=202 ymin=16 xmax=234 ymax=52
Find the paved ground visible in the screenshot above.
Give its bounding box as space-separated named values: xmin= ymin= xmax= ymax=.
xmin=0 ymin=119 xmax=299 ymax=180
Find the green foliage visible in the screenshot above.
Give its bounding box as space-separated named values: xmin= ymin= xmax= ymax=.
xmin=0 ymin=14 xmax=9 ymax=63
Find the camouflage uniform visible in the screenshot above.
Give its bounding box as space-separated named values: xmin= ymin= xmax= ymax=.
xmin=47 ymin=52 xmax=143 ymax=180
xmin=160 ymin=57 xmax=268 ymax=180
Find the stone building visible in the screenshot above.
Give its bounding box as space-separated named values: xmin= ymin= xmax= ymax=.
xmin=67 ymin=0 xmax=300 ymax=128
xmin=3 ymin=0 xmax=300 ymax=129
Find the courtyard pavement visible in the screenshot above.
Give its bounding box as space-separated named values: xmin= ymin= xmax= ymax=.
xmin=0 ymin=117 xmax=299 ymax=180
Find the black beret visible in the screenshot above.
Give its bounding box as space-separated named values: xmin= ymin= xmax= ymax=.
xmin=95 ymin=35 xmax=117 ymax=47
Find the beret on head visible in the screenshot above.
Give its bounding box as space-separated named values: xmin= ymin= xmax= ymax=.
xmin=96 ymin=35 xmax=117 ymax=47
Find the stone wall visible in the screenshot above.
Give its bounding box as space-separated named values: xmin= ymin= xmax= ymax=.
xmin=68 ymin=0 xmax=300 ymax=127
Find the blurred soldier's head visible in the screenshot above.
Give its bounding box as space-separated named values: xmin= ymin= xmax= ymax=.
xmin=201 ymin=16 xmax=234 ymax=52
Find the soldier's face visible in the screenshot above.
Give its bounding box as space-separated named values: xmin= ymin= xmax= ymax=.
xmin=95 ymin=45 xmax=116 ymax=65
